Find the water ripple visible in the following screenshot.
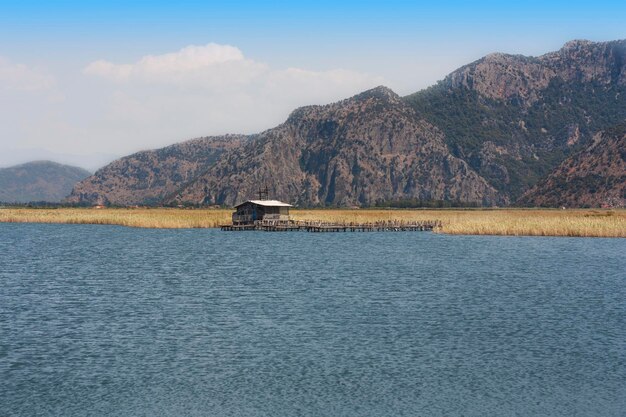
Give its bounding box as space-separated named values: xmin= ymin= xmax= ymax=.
xmin=0 ymin=224 xmax=624 ymax=416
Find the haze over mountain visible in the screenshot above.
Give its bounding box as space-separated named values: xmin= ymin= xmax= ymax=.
xmin=0 ymin=161 xmax=90 ymax=203
xmin=67 ymin=39 xmax=626 ymax=208
xmin=0 ymin=149 xmax=115 ymax=173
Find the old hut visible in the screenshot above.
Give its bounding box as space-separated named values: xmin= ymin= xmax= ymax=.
xmin=232 ymin=200 xmax=292 ymax=225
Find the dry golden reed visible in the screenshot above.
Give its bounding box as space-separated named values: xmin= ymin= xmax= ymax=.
xmin=291 ymin=209 xmax=626 ymax=238
xmin=0 ymin=208 xmax=232 ymax=229
xmin=0 ymin=207 xmax=625 ymax=237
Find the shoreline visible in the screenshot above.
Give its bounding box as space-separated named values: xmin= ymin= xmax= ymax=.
xmin=1 ymin=207 xmax=625 ymax=238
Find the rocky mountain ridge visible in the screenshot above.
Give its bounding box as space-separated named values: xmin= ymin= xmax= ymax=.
xmin=444 ymin=40 xmax=626 ymax=105
xmin=66 ymin=135 xmax=245 ymax=206
xmin=405 ymin=39 xmax=626 ymax=201
xmin=168 ymin=87 xmax=502 ymax=206
xmin=67 ymin=39 xmax=626 ymax=207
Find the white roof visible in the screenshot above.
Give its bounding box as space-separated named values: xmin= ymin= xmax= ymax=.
xmin=235 ymin=199 xmax=292 ymax=208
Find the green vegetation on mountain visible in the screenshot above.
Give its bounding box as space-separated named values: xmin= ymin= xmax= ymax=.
xmin=405 ymin=40 xmax=626 ymax=201
xmin=519 ymin=122 xmax=626 ymax=207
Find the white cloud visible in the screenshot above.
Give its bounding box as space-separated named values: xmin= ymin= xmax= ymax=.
xmin=84 ymin=43 xmax=264 ymax=86
xmin=1 ymin=44 xmax=387 ymax=168
xmin=0 ymin=57 xmax=56 ymax=92
xmin=77 ymin=42 xmax=386 ymax=151
xmin=83 ymin=43 xmax=384 ymax=92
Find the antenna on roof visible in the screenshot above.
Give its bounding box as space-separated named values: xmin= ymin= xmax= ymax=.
xmin=258 ymin=185 xmax=269 ymax=201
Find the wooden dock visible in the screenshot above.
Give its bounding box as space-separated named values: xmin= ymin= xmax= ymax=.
xmin=221 ymin=219 xmax=441 ymax=232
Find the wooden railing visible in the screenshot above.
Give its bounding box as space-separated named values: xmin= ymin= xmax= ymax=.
xmin=262 ymin=214 xmax=290 ymax=221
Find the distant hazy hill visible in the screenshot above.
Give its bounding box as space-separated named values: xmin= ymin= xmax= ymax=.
xmin=518 ymin=123 xmax=626 ymax=207
xmin=0 ymin=161 xmax=90 ymax=203
xmin=68 ymin=39 xmax=626 ymax=207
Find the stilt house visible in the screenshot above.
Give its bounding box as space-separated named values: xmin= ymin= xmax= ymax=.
xmin=232 ymin=200 xmax=292 ymax=225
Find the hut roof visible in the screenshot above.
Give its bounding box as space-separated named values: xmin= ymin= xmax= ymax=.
xmin=234 ymin=199 xmax=293 ymax=208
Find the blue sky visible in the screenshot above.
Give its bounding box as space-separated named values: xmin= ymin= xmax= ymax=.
xmin=4 ymin=1 xmax=625 ymax=63
xmin=1 ymin=0 xmax=625 ymax=169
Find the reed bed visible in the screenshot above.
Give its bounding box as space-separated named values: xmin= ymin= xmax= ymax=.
xmin=292 ymin=209 xmax=626 ymax=238
xmin=0 ymin=208 xmax=232 ymax=229
xmin=0 ymin=207 xmax=624 ymax=237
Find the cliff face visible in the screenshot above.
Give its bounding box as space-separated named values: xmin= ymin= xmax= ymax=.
xmin=65 ymin=136 xmax=245 ymax=206
xmin=445 ymin=52 xmax=556 ymax=106
xmin=541 ymin=40 xmax=626 ymax=87
xmin=444 ymin=40 xmax=626 ymax=105
xmin=0 ymin=161 xmax=90 ymax=203
xmin=169 ymin=87 xmax=502 ymax=206
xmin=518 ymin=123 xmax=626 ymax=208
xmin=406 ymin=39 xmax=626 ymax=201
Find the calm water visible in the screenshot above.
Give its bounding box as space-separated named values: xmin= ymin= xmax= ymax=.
xmin=0 ymin=224 xmax=624 ymax=416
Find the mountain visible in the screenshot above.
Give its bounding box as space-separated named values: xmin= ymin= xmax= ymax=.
xmin=405 ymin=39 xmax=626 ymax=201
xmin=167 ymin=87 xmax=502 ymax=207
xmin=65 ymin=135 xmax=246 ymax=206
xmin=0 ymin=149 xmax=117 ymax=173
xmin=518 ymin=123 xmax=626 ymax=207
xmin=0 ymin=161 xmax=90 ymax=203
xmin=67 ymin=39 xmax=626 ymax=207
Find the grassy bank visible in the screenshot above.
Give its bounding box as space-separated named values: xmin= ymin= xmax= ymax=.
xmin=0 ymin=207 xmax=625 ymax=237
